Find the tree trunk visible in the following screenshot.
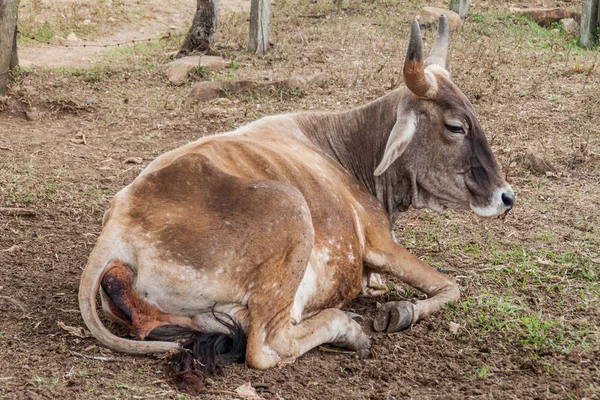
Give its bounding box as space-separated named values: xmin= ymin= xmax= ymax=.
xmin=0 ymin=0 xmax=19 ymax=94
xmin=449 ymin=0 xmax=469 ymax=19
xmin=180 ymin=0 xmax=219 ymax=55
xmin=248 ymin=0 xmax=270 ymax=54
xmin=580 ymin=0 xmax=599 ymax=48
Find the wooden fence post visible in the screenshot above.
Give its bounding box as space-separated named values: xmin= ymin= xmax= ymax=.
xmin=248 ymin=0 xmax=270 ymax=54
xmin=580 ymin=0 xmax=599 ymax=48
xmin=449 ymin=0 xmax=469 ymax=19
xmin=0 ymin=0 xmax=19 ymax=94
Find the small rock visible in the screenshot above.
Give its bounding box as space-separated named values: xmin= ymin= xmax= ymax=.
xmin=25 ymin=108 xmax=40 ymax=121
xmin=124 ymin=157 xmax=143 ymax=164
xmin=166 ymin=56 xmax=200 ymax=85
xmin=108 ymin=17 xmax=117 ymax=22
xmin=66 ymin=32 xmax=79 ymax=42
xmin=190 ymin=81 xmax=224 ymax=102
xmin=234 ymin=383 xmax=263 ymax=400
xmin=167 ymin=63 xmax=195 ymax=85
xmin=448 ymin=321 xmax=460 ymax=334
xmin=168 ymin=25 xmax=178 ymax=30
xmin=511 ymin=8 xmax=581 ymax=26
xmin=49 ymin=35 xmax=65 ymax=46
xmin=419 ymin=7 xmax=462 ymax=31
xmin=83 ymin=19 xmax=91 ymax=25
xmin=560 ymin=18 xmax=579 ymax=35
xmin=200 ymin=55 xmax=228 ymax=72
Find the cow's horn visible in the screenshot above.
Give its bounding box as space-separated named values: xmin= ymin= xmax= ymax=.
xmin=403 ymin=20 xmax=436 ymax=98
xmin=425 ymin=15 xmax=449 ymax=69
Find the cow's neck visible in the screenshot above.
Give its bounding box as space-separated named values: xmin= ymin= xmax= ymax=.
xmin=296 ymin=90 xmax=414 ymax=219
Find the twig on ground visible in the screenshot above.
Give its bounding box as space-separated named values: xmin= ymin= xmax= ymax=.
xmin=70 ymin=351 xmax=116 ymax=362
xmin=318 ymin=346 xmax=355 ymax=354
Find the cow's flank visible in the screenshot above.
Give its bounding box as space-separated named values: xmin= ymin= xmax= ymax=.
xmin=79 ymin=16 xmax=515 ymax=391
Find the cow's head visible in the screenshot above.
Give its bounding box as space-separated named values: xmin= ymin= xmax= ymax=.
xmin=374 ymin=16 xmax=515 ymax=217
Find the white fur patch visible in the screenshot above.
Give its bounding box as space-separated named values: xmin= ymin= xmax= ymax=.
xmin=351 ymin=207 xmax=365 ymax=250
xmin=470 ymin=186 xmax=514 ymax=217
xmin=425 ymin=64 xmax=450 ymax=80
xmin=290 ymin=262 xmax=318 ymax=324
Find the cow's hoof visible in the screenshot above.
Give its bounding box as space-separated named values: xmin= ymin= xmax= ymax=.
xmin=373 ymin=301 xmax=414 ymax=333
xmin=355 ymin=348 xmax=371 ymax=360
xmin=342 ymin=332 xmax=370 ymax=352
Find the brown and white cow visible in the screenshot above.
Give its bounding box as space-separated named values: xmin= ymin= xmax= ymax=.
xmin=79 ymin=16 xmax=514 ymax=373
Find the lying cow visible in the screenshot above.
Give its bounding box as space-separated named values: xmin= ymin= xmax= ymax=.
xmin=79 ymin=16 xmax=514 ymax=376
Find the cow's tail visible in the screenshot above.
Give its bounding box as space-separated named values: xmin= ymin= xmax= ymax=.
xmin=80 ymin=238 xmax=246 ymax=393
xmin=78 ymin=243 xmax=180 ymax=354
xmin=165 ymin=312 xmax=247 ymax=393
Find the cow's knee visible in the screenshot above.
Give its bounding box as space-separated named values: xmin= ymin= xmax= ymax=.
xmin=245 ymin=331 xmax=283 ymax=370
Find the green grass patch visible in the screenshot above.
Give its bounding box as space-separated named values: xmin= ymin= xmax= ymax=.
xmin=451 ymin=292 xmax=597 ymax=355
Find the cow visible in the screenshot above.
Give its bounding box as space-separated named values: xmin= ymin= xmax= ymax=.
xmin=79 ymin=15 xmax=514 ymax=380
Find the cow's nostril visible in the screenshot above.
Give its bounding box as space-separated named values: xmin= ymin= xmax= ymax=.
xmin=501 ymin=192 xmax=515 ymax=210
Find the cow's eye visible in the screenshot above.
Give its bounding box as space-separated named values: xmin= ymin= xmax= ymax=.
xmin=445 ymin=124 xmax=466 ymax=135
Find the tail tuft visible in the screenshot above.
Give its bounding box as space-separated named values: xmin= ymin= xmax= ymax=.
xmin=165 ymin=313 xmax=246 ymax=394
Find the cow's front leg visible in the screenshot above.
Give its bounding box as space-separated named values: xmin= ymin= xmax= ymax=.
xmin=364 ymin=236 xmax=460 ymax=333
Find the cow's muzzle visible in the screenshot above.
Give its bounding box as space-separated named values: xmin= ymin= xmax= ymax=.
xmin=470 ymin=186 xmax=515 ymax=217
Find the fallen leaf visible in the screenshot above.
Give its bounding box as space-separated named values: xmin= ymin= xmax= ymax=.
xmin=535 ymin=257 xmax=554 ymax=266
xmin=2 ymin=244 xmax=19 ymax=252
xmin=448 ymin=322 xmax=460 ymax=334
xmin=234 ymin=383 xmax=264 ymax=400
xmin=57 ymin=321 xmax=91 ymax=338
xmin=124 ymin=157 xmax=143 ymax=164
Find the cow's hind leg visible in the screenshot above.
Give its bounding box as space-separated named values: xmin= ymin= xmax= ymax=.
xmin=364 ymin=235 xmax=460 ymax=333
xmin=245 ymin=307 xmax=370 ymax=370
xmin=235 ymin=182 xmax=369 ymax=369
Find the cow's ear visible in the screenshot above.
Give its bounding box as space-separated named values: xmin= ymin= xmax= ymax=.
xmin=374 ymin=111 xmax=417 ymax=176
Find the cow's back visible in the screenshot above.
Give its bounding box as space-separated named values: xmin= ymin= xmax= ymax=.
xmin=134 ymin=115 xmax=385 ymax=243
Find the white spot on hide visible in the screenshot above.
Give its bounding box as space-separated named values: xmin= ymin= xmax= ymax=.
xmin=290 ymin=262 xmax=318 ymax=324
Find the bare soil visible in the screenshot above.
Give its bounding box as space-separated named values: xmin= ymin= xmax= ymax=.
xmin=1 ymin=0 xmax=599 ymax=399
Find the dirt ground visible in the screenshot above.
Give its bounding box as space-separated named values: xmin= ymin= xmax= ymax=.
xmin=1 ymin=0 xmax=599 ymax=399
